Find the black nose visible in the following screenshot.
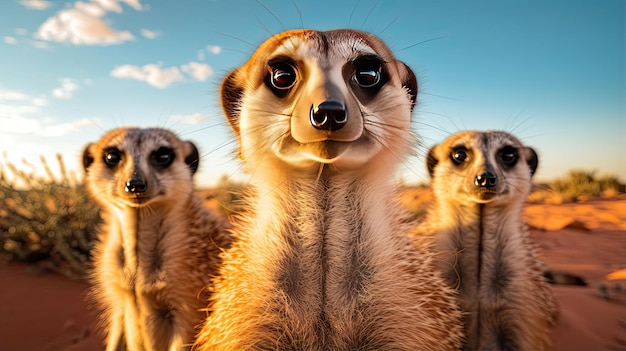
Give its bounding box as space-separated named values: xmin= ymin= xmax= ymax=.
xmin=125 ymin=178 xmax=148 ymax=193
xmin=310 ymin=100 xmax=347 ymax=131
xmin=475 ymin=171 xmax=497 ymax=188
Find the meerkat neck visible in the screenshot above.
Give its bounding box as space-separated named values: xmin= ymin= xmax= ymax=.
xmin=248 ymin=173 xmax=399 ymax=329
xmin=109 ymin=203 xmax=185 ymax=278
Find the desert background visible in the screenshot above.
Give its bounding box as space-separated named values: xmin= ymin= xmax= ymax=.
xmin=0 ymin=163 xmax=624 ymax=351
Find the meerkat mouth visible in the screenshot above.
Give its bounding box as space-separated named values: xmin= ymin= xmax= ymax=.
xmin=277 ymin=136 xmax=373 ymax=165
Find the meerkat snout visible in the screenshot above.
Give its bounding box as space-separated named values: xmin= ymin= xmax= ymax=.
xmin=125 ymin=172 xmax=148 ymax=194
xmin=310 ymin=100 xmax=347 ymax=131
xmin=474 ymin=170 xmax=497 ymax=188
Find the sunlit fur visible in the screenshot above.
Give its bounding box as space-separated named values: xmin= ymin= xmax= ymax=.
xmin=414 ymin=130 xmax=557 ymax=351
xmin=194 ymin=29 xmax=463 ymax=350
xmin=83 ymin=127 xmax=231 ymax=351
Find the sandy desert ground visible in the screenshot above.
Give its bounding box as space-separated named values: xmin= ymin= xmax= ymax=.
xmin=0 ymin=195 xmax=624 ymax=351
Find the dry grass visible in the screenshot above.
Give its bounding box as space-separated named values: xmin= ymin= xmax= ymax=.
xmin=0 ymin=155 xmax=100 ymax=279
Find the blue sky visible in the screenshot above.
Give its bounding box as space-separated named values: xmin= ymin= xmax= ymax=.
xmin=0 ymin=0 xmax=623 ymax=187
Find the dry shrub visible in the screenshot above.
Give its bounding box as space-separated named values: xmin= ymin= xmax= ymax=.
xmin=548 ymin=170 xmax=624 ymax=202
xmin=0 ymin=155 xmax=100 ymax=279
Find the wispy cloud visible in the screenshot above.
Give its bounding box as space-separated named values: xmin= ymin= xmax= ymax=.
xmin=111 ymin=62 xmax=214 ymax=88
xmin=140 ymin=29 xmax=160 ymax=39
xmin=93 ymin=0 xmax=142 ymax=12
xmin=181 ymin=62 xmax=213 ymax=81
xmin=0 ymin=88 xmax=92 ymax=137
xmin=111 ymin=64 xmax=184 ymax=89
xmin=4 ymin=36 xmax=18 ymax=45
xmin=0 ymin=88 xmax=48 ymax=106
xmin=171 ymin=113 xmax=209 ymax=124
xmin=207 ymin=45 xmax=222 ymax=54
xmin=0 ymin=115 xmax=99 ymax=137
xmin=34 ymin=0 xmax=143 ymax=46
xmin=52 ymin=78 xmax=79 ymax=99
xmin=19 ymin=0 xmax=52 ymax=10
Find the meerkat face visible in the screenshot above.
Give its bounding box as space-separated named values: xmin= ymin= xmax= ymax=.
xmin=82 ymin=127 xmax=199 ymax=208
xmin=427 ymin=130 xmax=538 ymax=205
xmin=220 ymin=29 xmax=417 ymax=174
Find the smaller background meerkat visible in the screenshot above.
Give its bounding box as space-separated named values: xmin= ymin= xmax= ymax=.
xmin=415 ymin=130 xmax=557 ymax=351
xmin=83 ymin=127 xmax=231 ymax=351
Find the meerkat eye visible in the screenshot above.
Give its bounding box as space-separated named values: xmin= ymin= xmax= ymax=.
xmin=103 ymin=148 xmax=122 ymax=168
xmin=269 ymin=63 xmax=297 ymax=91
xmin=353 ymin=57 xmax=383 ymax=88
xmin=451 ymin=148 xmax=469 ymax=165
xmin=152 ymin=147 xmax=175 ymax=169
xmin=500 ymin=146 xmax=518 ymax=166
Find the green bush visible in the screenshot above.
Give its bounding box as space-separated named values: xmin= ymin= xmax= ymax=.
xmin=0 ymin=155 xmax=100 ymax=279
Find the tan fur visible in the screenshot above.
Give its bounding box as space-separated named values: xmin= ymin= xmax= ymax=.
xmin=415 ymin=130 xmax=557 ymax=351
xmin=83 ymin=127 xmax=231 ymax=351
xmin=194 ymin=29 xmax=463 ymax=350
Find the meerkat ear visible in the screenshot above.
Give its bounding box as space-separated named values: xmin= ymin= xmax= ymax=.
xmin=184 ymin=142 xmax=200 ymax=174
xmin=525 ymin=147 xmax=539 ymax=176
xmin=82 ymin=143 xmax=95 ymax=172
xmin=426 ymin=145 xmax=439 ymax=177
xmin=399 ymin=62 xmax=418 ymax=111
xmin=220 ymin=69 xmax=244 ymax=135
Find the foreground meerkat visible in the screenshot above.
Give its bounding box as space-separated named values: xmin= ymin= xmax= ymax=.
xmin=194 ymin=29 xmax=463 ymax=350
xmin=83 ymin=127 xmax=231 ymax=351
xmin=416 ymin=130 xmax=557 ymax=350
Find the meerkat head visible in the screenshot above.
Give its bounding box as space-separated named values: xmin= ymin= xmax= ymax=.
xmin=82 ymin=127 xmax=199 ymax=208
xmin=220 ymin=29 xmax=417 ymax=176
xmin=426 ymin=130 xmax=538 ymax=205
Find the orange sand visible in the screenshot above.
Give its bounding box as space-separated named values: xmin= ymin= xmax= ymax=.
xmin=1 ymin=198 xmax=624 ymax=350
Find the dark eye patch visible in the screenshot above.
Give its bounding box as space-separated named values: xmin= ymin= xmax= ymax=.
xmin=151 ymin=147 xmax=175 ymax=169
xmin=450 ymin=147 xmax=470 ymax=165
xmin=498 ymin=146 xmax=518 ymax=168
xmin=103 ymin=147 xmax=123 ymax=168
xmin=265 ymin=58 xmax=298 ymax=97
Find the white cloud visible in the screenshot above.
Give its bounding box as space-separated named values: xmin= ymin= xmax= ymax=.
xmin=19 ymin=0 xmax=52 ymax=10
xmin=75 ymin=1 xmax=107 ymax=17
xmin=52 ymin=78 xmax=79 ymax=99
xmin=0 ymin=89 xmax=48 ymax=106
xmin=207 ymin=45 xmax=222 ymax=54
xmin=0 ymin=90 xmax=29 ymax=101
xmin=15 ymin=28 xmax=28 ymax=36
xmin=34 ymin=0 xmax=142 ymax=46
xmin=181 ymin=62 xmax=213 ymax=81
xmin=171 ymin=113 xmax=209 ymax=124
xmin=4 ymin=36 xmax=17 ymax=45
xmin=140 ymin=29 xmax=160 ymax=39
xmin=0 ymin=115 xmax=98 ymax=137
xmin=111 ymin=61 xmax=215 ymax=88
xmin=0 ymin=87 xmax=91 ymax=140
xmin=92 ymin=0 xmax=142 ymax=12
xmin=38 ymin=117 xmax=99 ymax=137
xmin=32 ymin=97 xmax=49 ymax=107
xmin=111 ymin=64 xmax=184 ymax=89
xmin=0 ymin=104 xmax=40 ymax=118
